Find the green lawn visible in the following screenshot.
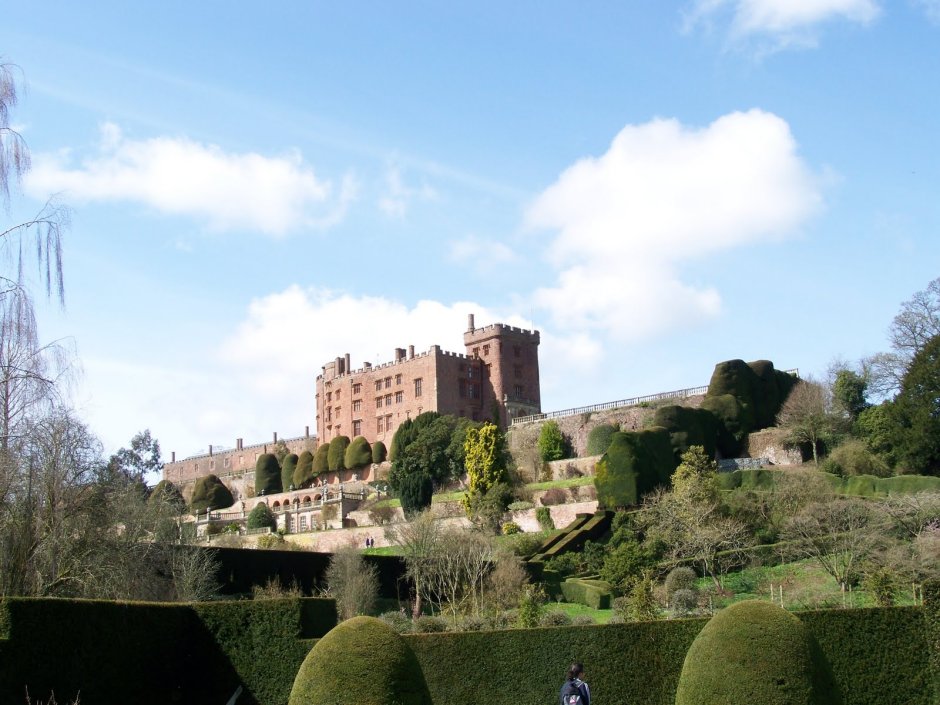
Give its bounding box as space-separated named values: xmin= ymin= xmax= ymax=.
xmin=545 ymin=600 xmax=615 ymax=624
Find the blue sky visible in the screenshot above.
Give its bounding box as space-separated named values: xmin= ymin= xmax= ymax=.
xmin=2 ymin=1 xmax=938 ymax=471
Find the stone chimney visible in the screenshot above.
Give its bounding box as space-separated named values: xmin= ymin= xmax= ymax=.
xmin=345 ymin=352 xmax=351 ymax=373
xmin=408 ymin=345 xmax=414 ymax=359
xmin=209 ymin=445 xmax=213 ymax=456
xmin=171 ymin=451 xmax=176 ymax=463
xmin=468 ymin=313 xmax=475 ymax=332
xmin=273 ymin=431 xmax=278 ymax=443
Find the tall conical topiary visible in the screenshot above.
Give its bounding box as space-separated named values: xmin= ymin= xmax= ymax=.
xmin=328 ymin=435 xmax=350 ymax=472
xmin=255 ymin=453 xmax=282 ymax=495
xmin=289 ymin=616 xmax=432 ymax=705
xmin=675 ymin=600 xmax=838 ymax=705
xmin=345 ymin=436 xmax=373 ymax=469
xmin=293 ymin=450 xmax=315 ymax=488
xmin=313 ymin=444 xmax=329 ymax=474
xmin=281 ymin=453 xmax=299 ymax=491
xmin=372 ymin=441 xmax=388 ymax=464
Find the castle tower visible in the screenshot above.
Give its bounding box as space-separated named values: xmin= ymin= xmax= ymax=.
xmin=463 ymin=313 xmax=541 ymax=427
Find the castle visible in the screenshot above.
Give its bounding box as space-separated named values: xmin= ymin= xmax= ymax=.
xmin=316 ymin=313 xmax=541 ymax=445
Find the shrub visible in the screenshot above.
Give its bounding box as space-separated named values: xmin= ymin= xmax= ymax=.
xmin=326 ymin=546 xmax=380 ymax=620
xmin=378 ymin=610 xmax=412 ymax=634
xmin=539 ymin=610 xmax=573 ymax=627
xmin=190 ymin=474 xmax=234 ymax=513
xmin=501 ymin=531 xmax=546 ymax=558
xmin=293 ymin=450 xmax=315 ymax=488
xmin=675 ymin=600 xmax=833 ymax=705
xmin=328 ymin=436 xmax=350 ymax=472
xmin=247 ymin=503 xmax=276 ymax=531
xmin=368 ymin=504 xmax=397 ymax=526
xmin=536 ymin=506 xmax=555 ymax=531
xmin=345 ymin=436 xmax=373 ymax=469
xmin=863 ymin=567 xmax=899 ymax=607
xmin=412 ymin=615 xmax=448 ymax=633
xmin=508 ymin=500 xmax=534 ymax=511
xmin=586 ymin=423 xmax=619 ymax=455
xmin=829 ymin=439 xmax=891 ymax=477
xmin=501 ymin=521 xmax=521 ymax=536
xmin=538 ymin=420 xmax=566 ymax=462
xmin=561 ymin=578 xmax=612 ymax=609
xmin=372 ymin=441 xmax=388 ymax=464
xmin=599 ymin=539 xmax=656 ymax=591
xmin=399 ymin=472 xmax=433 ymax=515
xmin=571 ymin=614 xmax=596 ymax=626
xmin=148 ymin=480 xmax=183 ymax=505
xmin=281 ymin=454 xmax=298 ymax=491
xmin=312 ymin=444 xmax=329 ymax=474
xmin=594 ymin=428 xmax=675 ymax=509
xmin=540 ymin=488 xmax=567 ymax=506
xmin=255 ymin=453 xmax=282 ymax=496
xmin=453 ymin=615 xmax=487 ymax=632
xmin=517 ymin=585 xmax=546 ymax=628
xmin=664 ymin=567 xmax=698 ymax=596
xmin=256 ymin=533 xmax=294 ymax=550
xmin=671 ymin=588 xmax=699 ymax=616
xmin=288 ymin=616 xmax=432 ymax=705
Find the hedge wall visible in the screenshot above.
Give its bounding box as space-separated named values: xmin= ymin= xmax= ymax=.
xmin=0 ymin=596 xmax=336 ymax=705
xmin=560 ymin=578 xmax=612 ymax=609
xmin=718 ymin=468 xmax=940 ymax=496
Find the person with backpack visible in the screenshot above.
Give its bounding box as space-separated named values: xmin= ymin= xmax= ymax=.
xmin=560 ymin=662 xmax=591 ymax=705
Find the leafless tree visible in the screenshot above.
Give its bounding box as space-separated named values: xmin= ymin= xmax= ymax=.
xmin=325 ymin=544 xmax=379 ymax=620
xmin=776 ymin=378 xmax=840 ymax=465
xmin=385 ymin=509 xmax=441 ymax=619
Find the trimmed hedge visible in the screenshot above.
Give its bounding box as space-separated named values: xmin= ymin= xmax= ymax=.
xmin=718 ymin=468 xmax=940 ymax=496
xmin=594 ymin=428 xmax=674 ymax=508
xmin=560 ymin=578 xmax=612 ymax=609
xmin=312 ymin=444 xmax=330 ymax=474
xmin=345 ymin=435 xmax=373 ymax=469
xmin=372 ymin=441 xmax=388 ymax=464
xmin=190 ymin=473 xmax=234 ymax=512
xmin=653 ymin=405 xmax=719 ymax=463
xmin=255 ymin=453 xmax=282 ymax=495
xmin=328 ymin=435 xmax=350 ymax=472
xmin=676 ymin=600 xmax=834 ymax=705
xmin=0 ymin=596 xmax=337 ymax=705
xmin=586 ymin=423 xmax=619 ymax=455
xmin=281 ymin=453 xmax=299 ymax=491
xmin=293 ymin=450 xmax=315 ymax=488
xmin=289 ymin=616 xmax=432 ymax=705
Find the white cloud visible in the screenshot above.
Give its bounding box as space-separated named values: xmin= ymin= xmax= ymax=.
xmin=526 ymin=109 xmax=822 ymax=341
xmin=377 ymin=164 xmax=437 ymax=218
xmin=26 ymin=123 xmax=355 ymax=236
xmin=449 ymin=235 xmax=516 ymax=265
xmin=917 ymin=0 xmax=940 ymax=24
xmin=684 ymin=0 xmax=880 ymax=48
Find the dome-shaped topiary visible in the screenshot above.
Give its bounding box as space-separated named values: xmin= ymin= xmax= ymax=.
xmin=675 ymin=600 xmax=838 ymax=705
xmin=189 ymin=474 xmax=234 ymax=513
xmin=289 ymin=616 xmax=432 ymax=705
xmin=255 ymin=453 xmax=282 ymax=495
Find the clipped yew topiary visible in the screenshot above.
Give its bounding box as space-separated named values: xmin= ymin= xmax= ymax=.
xmin=281 ymin=453 xmax=299 ymax=491
xmin=345 ymin=436 xmax=373 ymax=469
xmin=189 ymin=474 xmax=234 ymax=513
xmin=247 ymin=502 xmax=276 ymax=530
xmin=312 ymin=444 xmax=330 ymax=474
xmin=586 ymin=423 xmax=619 ymax=455
xmin=255 ymin=453 xmax=282 ymax=495
xmin=148 ymin=479 xmax=183 ymax=505
xmin=675 ymin=600 xmax=838 ymax=705
xmin=293 ymin=450 xmax=315 ymax=488
xmin=594 ymin=428 xmax=674 ymax=508
xmin=653 ymin=405 xmax=719 ymax=463
xmin=372 ymin=441 xmax=388 ymax=464
xmin=289 ymin=616 xmax=432 ymax=705
xmin=328 ymin=435 xmax=350 ymax=472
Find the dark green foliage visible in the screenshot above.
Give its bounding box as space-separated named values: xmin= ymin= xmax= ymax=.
xmin=652 ymin=405 xmax=719 ymax=462
xmin=833 ymin=370 xmax=869 ymax=420
xmin=535 ymin=505 xmax=555 ymax=531
xmin=889 ymin=334 xmax=940 ymax=475
xmin=676 ymin=601 xmax=836 ymax=705
xmin=0 ymin=596 xmax=336 ymax=705
xmin=372 ymin=440 xmax=388 ymax=464
xmin=538 ymin=420 xmax=567 ymax=462
xmin=586 ymin=423 xmax=619 ymax=455
xmin=148 ymin=479 xmax=183 ymax=505
xmin=328 ymin=435 xmax=350 ymax=472
xmin=344 ymin=435 xmax=373 ymax=469
xmin=246 ymin=503 xmax=276 ymax=530
xmin=703 ymin=359 xmax=797 ymax=456
xmin=399 ymin=471 xmax=433 ymax=515
xmin=289 ymin=616 xmax=432 ymax=705
xmin=312 ymin=444 xmax=329 ymax=474
xmin=190 ymin=474 xmax=234 ymax=513
xmin=254 ymin=453 xmax=282 ymax=495
xmin=926 ymin=581 xmax=940 ymax=702
xmin=293 ymin=450 xmax=315 ymax=488
xmin=560 ymin=578 xmax=612 ymax=609
xmin=281 ymin=453 xmax=298 ymax=491
xmin=600 ymin=538 xmax=656 ymax=591
xmin=827 ymin=440 xmax=890 ymax=477
xmin=390 ymin=413 xmax=476 ymax=490
xmin=856 ymin=403 xmax=899 ymax=466
xmin=594 ymin=428 xmax=675 ymax=508
xmin=717 ymin=467 xmax=940 ymax=496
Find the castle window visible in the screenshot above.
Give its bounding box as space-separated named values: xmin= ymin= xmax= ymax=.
xmin=385 ymin=377 xmax=392 ymax=389
xmin=396 ymin=374 xmax=402 ymax=385
xmin=385 ymin=394 xmax=392 ymax=406
xmin=514 ymin=384 xmax=524 ymax=397
xmin=385 ymin=414 xmax=393 ymax=432
xmin=395 ymin=391 xmax=403 ymax=403
xmin=375 ymin=381 xmax=382 ymax=392
xmin=353 ymin=399 xmax=362 ymax=412
xmin=335 ymin=407 xmax=341 ymax=418
xmin=472 ymin=347 xmax=479 ymax=358
xmin=224 ymin=457 xmax=230 ymax=468
xmin=459 ymin=379 xmax=467 ymax=397
xmin=414 ymin=378 xmax=423 ymax=397
xmin=459 ymin=364 xmax=466 ymax=372
xmin=300 ymin=516 xmax=308 ymax=531
xmin=335 ymin=389 xmax=341 ymax=399
xmin=353 ymin=383 xmax=361 ymax=395
xmin=376 ymin=397 xmax=383 ymax=408
xmin=210 ymin=460 xmax=215 ymax=469
xmin=483 ymin=344 xmax=490 ymax=356
xmin=514 ymin=345 xmax=521 ymax=358
xmin=377 ymin=417 xmax=384 ymax=433
xmin=326 ymin=391 xmax=332 ymax=402
xmin=353 ymin=420 xmax=362 ymax=436
xmin=326 ymin=407 xmax=332 ymax=421
xmin=514 ymin=365 xmax=522 ymax=378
